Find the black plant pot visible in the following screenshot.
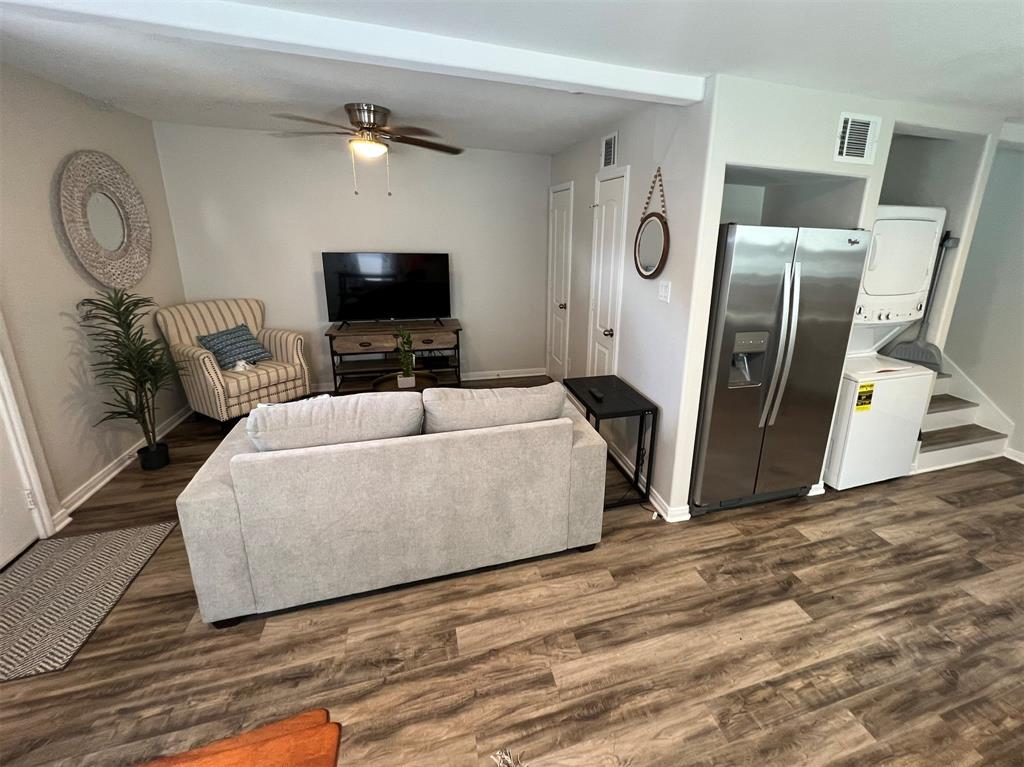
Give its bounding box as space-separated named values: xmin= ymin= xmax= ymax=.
xmin=138 ymin=442 xmax=170 ymax=471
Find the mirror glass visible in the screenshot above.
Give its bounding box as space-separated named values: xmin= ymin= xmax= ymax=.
xmin=86 ymin=192 xmax=125 ymax=251
xmin=634 ymin=213 xmax=668 ymax=278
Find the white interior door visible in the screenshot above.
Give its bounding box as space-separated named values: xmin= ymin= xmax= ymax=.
xmin=1 ymin=416 xmax=39 ymax=566
xmin=1 ymin=314 xmax=50 ymax=567
xmin=547 ymin=183 xmax=573 ymax=380
xmin=588 ymin=169 xmax=628 ymax=376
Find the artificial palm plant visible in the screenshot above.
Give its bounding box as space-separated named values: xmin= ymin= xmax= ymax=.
xmin=78 ymin=289 xmax=179 ymax=469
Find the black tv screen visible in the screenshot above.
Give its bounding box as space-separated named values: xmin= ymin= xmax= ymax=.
xmin=322 ymin=252 xmax=451 ymax=322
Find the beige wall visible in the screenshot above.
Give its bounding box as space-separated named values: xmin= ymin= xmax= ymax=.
xmin=945 ymin=147 xmax=1024 ymax=452
xmin=153 ymin=123 xmax=552 ymax=386
xmin=551 ymin=99 xmax=716 ymax=513
xmin=664 ymin=76 xmax=1004 ymax=515
xmin=554 ymin=74 xmax=1004 ymax=517
xmin=0 ymin=66 xmax=187 ymax=511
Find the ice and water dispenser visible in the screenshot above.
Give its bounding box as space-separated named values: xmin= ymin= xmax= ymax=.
xmin=729 ymin=331 xmax=769 ymax=387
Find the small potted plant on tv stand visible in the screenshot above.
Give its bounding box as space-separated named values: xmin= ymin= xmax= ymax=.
xmin=396 ymin=328 xmax=416 ymax=389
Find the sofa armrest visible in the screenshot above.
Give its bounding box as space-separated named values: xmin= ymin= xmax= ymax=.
xmin=562 ymin=403 xmax=607 ymax=547
xmin=176 ymin=420 xmax=259 ymax=622
xmin=257 ymin=328 xmax=304 ymax=364
xmin=170 ymin=343 xmax=230 ymax=420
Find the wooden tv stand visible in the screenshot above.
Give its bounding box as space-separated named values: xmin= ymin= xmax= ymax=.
xmin=325 ymin=318 xmax=462 ymax=394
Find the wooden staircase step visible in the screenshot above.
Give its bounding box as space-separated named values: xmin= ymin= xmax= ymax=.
xmin=927 ymin=393 xmax=978 ymax=414
xmin=920 ymin=424 xmax=1007 ymax=453
xmin=931 ymin=370 xmax=953 ymax=396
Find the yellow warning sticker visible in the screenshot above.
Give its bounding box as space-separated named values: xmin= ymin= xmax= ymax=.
xmin=856 ymin=383 xmax=875 ymax=411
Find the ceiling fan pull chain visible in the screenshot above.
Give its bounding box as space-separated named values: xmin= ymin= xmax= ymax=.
xmin=349 ymin=145 xmax=359 ymax=196
xmin=385 ymin=150 xmax=393 ymax=197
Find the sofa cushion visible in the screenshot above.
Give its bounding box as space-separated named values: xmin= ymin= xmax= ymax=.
xmin=422 ymin=382 xmax=566 ymax=434
xmin=197 ymin=324 xmax=271 ymax=369
xmin=245 ymin=392 xmax=423 ymax=451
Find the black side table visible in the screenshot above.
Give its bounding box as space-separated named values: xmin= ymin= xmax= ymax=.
xmin=563 ymin=375 xmax=658 ymax=509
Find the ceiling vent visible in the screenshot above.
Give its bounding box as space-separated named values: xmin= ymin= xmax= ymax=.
xmin=834 ymin=113 xmax=881 ymax=164
xmin=601 ymin=133 xmax=618 ymax=168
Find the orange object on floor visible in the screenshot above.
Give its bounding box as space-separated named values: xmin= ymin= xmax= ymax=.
xmin=141 ymin=709 xmax=340 ymax=767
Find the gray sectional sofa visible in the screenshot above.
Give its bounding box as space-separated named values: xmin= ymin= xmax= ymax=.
xmin=176 ymin=383 xmax=607 ymax=623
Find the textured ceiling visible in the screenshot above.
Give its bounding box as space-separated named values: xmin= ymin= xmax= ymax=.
xmin=1 ymin=0 xmax=1020 ymax=158
xmin=0 ymin=5 xmax=646 ymax=154
xmin=241 ymin=0 xmax=1024 ymax=119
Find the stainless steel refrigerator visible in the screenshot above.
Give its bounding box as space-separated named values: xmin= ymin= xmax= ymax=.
xmin=691 ymin=224 xmax=869 ymax=511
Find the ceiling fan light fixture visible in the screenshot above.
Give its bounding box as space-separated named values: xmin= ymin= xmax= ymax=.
xmin=349 ymin=137 xmax=388 ymax=159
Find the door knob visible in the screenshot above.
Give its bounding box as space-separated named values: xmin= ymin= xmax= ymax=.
xmin=558 ymin=302 xmax=567 ymax=309
xmin=603 ymin=328 xmax=615 ymax=338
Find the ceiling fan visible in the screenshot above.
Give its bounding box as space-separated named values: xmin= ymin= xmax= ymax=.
xmin=273 ymin=103 xmax=464 ymax=158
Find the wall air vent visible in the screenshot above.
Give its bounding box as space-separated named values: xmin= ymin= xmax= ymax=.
xmin=834 ymin=113 xmax=881 ymax=164
xmin=601 ymin=133 xmax=617 ymax=168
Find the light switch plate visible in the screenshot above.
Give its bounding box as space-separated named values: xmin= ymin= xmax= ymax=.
xmin=658 ymin=280 xmax=671 ymax=303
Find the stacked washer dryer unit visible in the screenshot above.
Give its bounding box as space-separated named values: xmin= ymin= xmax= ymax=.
xmin=824 ymin=206 xmax=947 ymax=491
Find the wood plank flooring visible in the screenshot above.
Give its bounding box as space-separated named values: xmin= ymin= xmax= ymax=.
xmin=3 ymin=398 xmax=1023 ymax=765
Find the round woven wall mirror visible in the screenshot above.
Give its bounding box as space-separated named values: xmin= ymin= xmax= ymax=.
xmin=59 ymin=150 xmax=151 ymax=288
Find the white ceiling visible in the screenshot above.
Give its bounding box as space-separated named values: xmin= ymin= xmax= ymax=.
xmin=0 ymin=5 xmax=645 ymax=154
xmin=240 ymin=0 xmax=1024 ymax=118
xmin=1 ymin=0 xmax=1021 ymax=157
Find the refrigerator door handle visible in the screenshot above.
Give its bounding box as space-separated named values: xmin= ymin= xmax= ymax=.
xmin=768 ymin=260 xmax=802 ymax=426
xmin=758 ymin=262 xmax=792 ymax=428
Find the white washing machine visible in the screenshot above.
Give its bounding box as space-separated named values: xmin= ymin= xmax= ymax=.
xmin=825 ymin=205 xmax=946 ymax=490
xmin=824 ymin=355 xmax=934 ymax=490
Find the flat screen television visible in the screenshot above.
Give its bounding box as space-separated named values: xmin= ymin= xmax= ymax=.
xmin=322 ymin=252 xmax=451 ymax=322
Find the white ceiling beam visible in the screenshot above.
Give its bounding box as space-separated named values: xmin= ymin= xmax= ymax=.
xmin=4 ymin=0 xmax=706 ymax=106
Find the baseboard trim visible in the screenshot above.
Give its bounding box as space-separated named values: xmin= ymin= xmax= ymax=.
xmin=652 ymin=492 xmax=691 ymax=523
xmin=1006 ymin=447 xmax=1024 ymax=465
xmin=606 ymin=441 xmax=690 ymax=522
xmin=58 ymin=406 xmax=192 ymax=520
xmin=50 ymin=507 xmax=73 ymax=533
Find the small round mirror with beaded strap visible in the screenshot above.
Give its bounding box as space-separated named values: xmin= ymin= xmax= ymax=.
xmin=634 ymin=167 xmax=669 ymax=279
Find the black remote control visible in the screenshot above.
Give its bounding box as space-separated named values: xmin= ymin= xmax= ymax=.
xmin=589 ymin=387 xmax=604 ymax=402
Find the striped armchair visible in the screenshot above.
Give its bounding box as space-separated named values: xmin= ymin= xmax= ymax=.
xmin=155 ymin=298 xmax=310 ymax=421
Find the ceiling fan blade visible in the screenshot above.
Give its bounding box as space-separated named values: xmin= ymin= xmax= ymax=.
xmin=390 ymin=135 xmax=464 ymax=155
xmin=269 ymin=131 xmax=352 ymax=138
xmin=379 ymin=125 xmax=438 ymax=137
xmin=273 ymin=113 xmax=353 ymax=130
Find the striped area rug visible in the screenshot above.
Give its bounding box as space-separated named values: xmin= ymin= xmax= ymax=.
xmin=0 ymin=522 xmax=175 ymax=682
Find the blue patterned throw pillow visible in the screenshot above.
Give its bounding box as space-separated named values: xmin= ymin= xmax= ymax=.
xmin=197 ymin=324 xmax=272 ymax=369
